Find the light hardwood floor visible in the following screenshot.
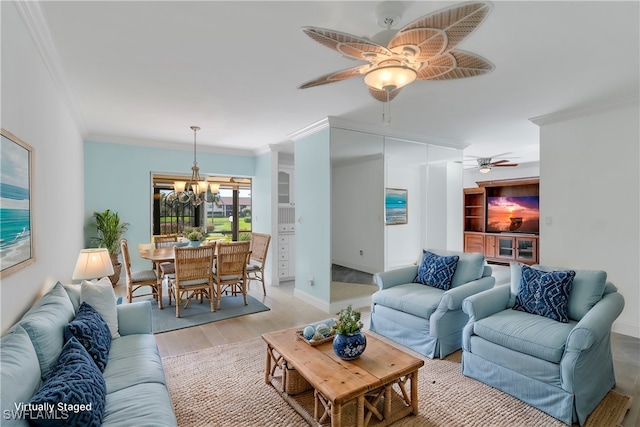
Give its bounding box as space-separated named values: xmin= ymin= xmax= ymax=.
xmin=115 ymin=279 xmax=639 ymax=426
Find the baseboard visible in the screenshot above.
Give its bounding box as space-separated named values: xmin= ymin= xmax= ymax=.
xmin=329 ymin=296 xmax=372 ymax=315
xmin=331 ymin=260 xmax=378 ymax=275
xmin=293 ymin=289 xmax=331 ymax=314
xmin=612 ymin=321 xmax=640 ymax=339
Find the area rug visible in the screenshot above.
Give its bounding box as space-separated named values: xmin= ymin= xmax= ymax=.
xmin=151 ymin=295 xmax=269 ymax=334
xmin=162 ymin=336 xmax=632 ymax=427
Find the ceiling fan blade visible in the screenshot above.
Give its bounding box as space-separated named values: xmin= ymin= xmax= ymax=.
xmin=298 ymin=65 xmax=369 ymax=89
xmin=488 ymin=152 xmax=515 ymax=159
xmin=368 ymin=87 xmax=402 ymax=102
xmin=302 ymin=27 xmax=391 ymax=61
xmin=387 ymin=28 xmax=446 ymax=61
xmin=493 ymin=163 xmax=519 ymax=167
xmin=417 ymin=50 xmax=494 ymax=81
xmin=396 ymin=2 xmax=492 ymax=53
xmin=491 ymin=159 xmax=510 ymax=165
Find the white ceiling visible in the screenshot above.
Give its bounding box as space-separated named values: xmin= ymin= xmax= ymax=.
xmin=37 ymin=1 xmax=639 ymax=165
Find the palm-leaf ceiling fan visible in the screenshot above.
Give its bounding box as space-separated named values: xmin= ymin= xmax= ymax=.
xmin=299 ymin=1 xmax=494 ymax=102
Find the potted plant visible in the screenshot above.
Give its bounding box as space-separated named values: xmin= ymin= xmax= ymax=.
xmin=184 ymin=227 xmax=205 ymax=247
xmin=333 ymin=305 xmax=367 ymax=360
xmin=92 ymin=209 xmax=129 ymax=286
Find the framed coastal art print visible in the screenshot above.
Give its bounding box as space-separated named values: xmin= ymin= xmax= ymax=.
xmin=385 ymin=188 xmax=408 ymax=225
xmin=1 ymin=129 xmax=35 ymax=278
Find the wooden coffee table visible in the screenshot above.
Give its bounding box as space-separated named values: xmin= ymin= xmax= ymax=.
xmin=262 ymin=327 xmax=424 ymax=427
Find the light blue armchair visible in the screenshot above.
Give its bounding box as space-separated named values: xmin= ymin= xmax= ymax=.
xmin=370 ymin=250 xmax=495 ymax=358
xmin=461 ymin=263 xmax=625 ymax=426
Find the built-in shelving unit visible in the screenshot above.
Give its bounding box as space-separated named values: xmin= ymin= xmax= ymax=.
xmin=463 ymin=177 xmax=539 ymax=265
xmin=278 ymin=167 xmax=295 ymax=280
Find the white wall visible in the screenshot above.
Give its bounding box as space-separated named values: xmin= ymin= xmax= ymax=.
xmin=534 ymin=98 xmax=639 ymax=338
xmin=1 ymin=2 xmax=85 ymax=333
xmin=446 ymin=162 xmax=464 ymax=250
xmin=332 ymin=155 xmax=384 ymax=274
xmin=426 ymin=145 xmax=464 ymax=252
xmin=385 ymin=139 xmax=427 ymax=268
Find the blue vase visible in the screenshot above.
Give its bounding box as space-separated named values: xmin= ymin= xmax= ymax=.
xmin=333 ymin=331 xmax=367 ymax=360
xmin=188 ymin=240 xmax=201 ymax=247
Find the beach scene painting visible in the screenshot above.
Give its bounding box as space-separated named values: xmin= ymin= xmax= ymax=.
xmin=385 ymin=188 xmax=407 ymax=225
xmin=1 ymin=129 xmax=34 ymax=277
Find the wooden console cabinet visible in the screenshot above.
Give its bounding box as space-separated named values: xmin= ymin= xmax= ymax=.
xmin=463 ymin=177 xmax=539 ymax=265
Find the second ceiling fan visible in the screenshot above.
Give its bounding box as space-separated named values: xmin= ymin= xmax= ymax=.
xmin=460 ymin=154 xmax=519 ymax=173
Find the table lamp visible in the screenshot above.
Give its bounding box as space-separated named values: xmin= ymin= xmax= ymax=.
xmin=72 ymin=248 xmax=114 ymax=281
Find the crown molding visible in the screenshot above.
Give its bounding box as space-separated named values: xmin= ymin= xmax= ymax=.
xmin=529 ymin=95 xmax=639 ymax=126
xmin=287 ymin=116 xmax=468 ymax=150
xmin=14 ymin=0 xmax=87 ymax=136
xmin=287 ymin=117 xmax=331 ymax=141
xmin=86 ymin=134 xmax=255 ymax=157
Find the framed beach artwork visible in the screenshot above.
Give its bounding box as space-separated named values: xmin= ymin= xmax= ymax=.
xmin=1 ymin=129 xmax=35 ymax=278
xmin=385 ymin=188 xmax=407 ymax=225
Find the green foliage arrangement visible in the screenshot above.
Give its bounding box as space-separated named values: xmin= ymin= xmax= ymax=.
xmin=334 ymin=305 xmax=363 ymax=335
xmin=184 ymin=227 xmax=205 ymax=241
xmin=92 ymin=209 xmax=129 ymax=255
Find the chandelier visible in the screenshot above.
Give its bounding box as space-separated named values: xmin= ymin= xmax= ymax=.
xmin=173 ymin=126 xmax=209 ymax=207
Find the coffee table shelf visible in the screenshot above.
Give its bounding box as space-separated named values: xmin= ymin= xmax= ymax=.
xmin=263 ymin=327 xmax=424 ymax=427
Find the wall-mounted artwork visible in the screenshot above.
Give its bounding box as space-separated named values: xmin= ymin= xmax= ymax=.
xmin=385 ymin=188 xmax=407 ymax=225
xmin=1 ymin=129 xmax=35 ymax=278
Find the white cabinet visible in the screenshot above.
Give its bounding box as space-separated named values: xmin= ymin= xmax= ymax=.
xmin=278 ymin=167 xmax=294 ymax=206
xmin=277 ymin=165 xmax=295 ymax=280
xmin=277 ymin=233 xmax=295 ymax=279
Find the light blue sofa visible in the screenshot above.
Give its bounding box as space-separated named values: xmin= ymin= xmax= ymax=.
xmin=0 ymin=282 xmax=177 ymax=426
xmin=461 ymin=263 xmax=625 ymax=426
xmin=370 ymin=250 xmax=495 ymax=358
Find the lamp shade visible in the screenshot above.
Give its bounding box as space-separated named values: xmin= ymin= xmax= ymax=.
xmin=72 ymin=248 xmax=114 ymax=281
xmin=364 ymin=62 xmax=417 ymax=92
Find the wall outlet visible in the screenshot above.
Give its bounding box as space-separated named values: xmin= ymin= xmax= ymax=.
xmin=359 ymin=250 xmax=363 ymax=256
xmin=308 ymin=277 xmax=314 ymax=286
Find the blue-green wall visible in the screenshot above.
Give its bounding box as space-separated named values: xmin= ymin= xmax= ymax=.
xmin=294 ymin=128 xmax=331 ymax=303
xmin=252 ymin=151 xmax=272 ymax=234
xmin=84 ymin=140 xmax=255 ymax=270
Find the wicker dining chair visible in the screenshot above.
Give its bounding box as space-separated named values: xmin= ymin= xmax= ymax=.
xmin=168 ymin=244 xmax=216 ymax=318
xmin=154 ymin=234 xmax=178 ymax=278
xmin=121 ymin=238 xmax=161 ymax=307
xmin=246 ymin=233 xmax=271 ymax=295
xmin=213 ymin=241 xmax=251 ymax=309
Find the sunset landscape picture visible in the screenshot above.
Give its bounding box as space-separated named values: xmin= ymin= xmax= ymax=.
xmin=487 ymin=196 xmax=539 ymax=233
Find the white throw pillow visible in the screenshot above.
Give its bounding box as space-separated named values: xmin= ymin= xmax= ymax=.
xmin=80 ymin=277 xmax=120 ymax=339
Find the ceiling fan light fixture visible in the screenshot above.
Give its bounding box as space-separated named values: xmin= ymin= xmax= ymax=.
xmin=364 ymin=62 xmax=417 ymax=92
xmin=479 ymin=165 xmax=492 ymax=173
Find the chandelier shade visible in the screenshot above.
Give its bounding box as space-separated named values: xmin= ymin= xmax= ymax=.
xmin=173 ymin=126 xmax=213 ymax=206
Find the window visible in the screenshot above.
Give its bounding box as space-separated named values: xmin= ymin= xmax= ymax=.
xmin=152 ymin=174 xmax=251 ymax=241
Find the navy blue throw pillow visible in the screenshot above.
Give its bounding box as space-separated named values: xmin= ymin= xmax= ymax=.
xmin=26 ymin=336 xmax=106 ymax=427
xmin=414 ymin=251 xmax=459 ymax=290
xmin=513 ymin=265 xmax=576 ymax=322
xmin=64 ymin=302 xmax=111 ymax=372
